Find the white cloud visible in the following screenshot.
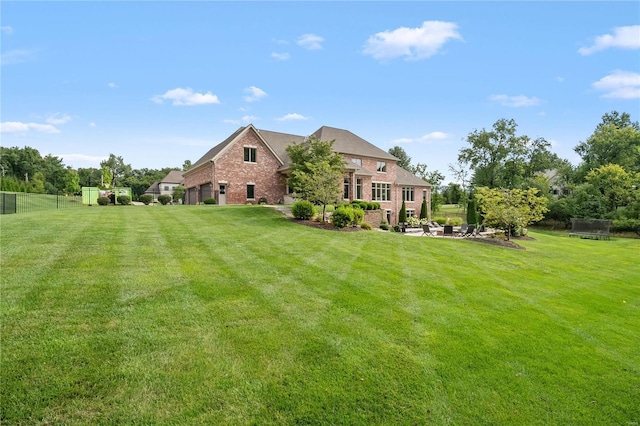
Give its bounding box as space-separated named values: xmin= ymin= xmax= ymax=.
xmin=592 ymin=70 xmax=640 ymax=99
xmin=108 ymin=82 xmax=117 ymax=88
xmin=224 ymin=119 xmax=241 ymax=125
xmin=151 ymin=87 xmax=220 ymax=106
xmin=489 ymin=94 xmax=543 ymax=107
xmin=297 ymin=33 xmax=324 ymax=50
xmin=275 ymin=113 xmax=309 ymax=121
xmin=1 ymin=121 xmax=60 ymax=134
xmin=89 ymin=122 xmax=96 ymax=127
xmin=362 ymin=21 xmax=462 ymax=61
xmin=242 ymin=115 xmax=257 ymax=123
xmin=1 ymin=26 xmax=13 ymax=35
xmin=271 ymin=52 xmax=290 ymax=61
xmin=1 ymin=49 xmax=33 ymax=66
xmin=46 ymin=113 xmax=71 ymax=125
xmin=392 ymin=131 xmax=451 ymax=144
xmin=578 ymin=25 xmax=640 ymax=55
xmin=244 ymin=86 xmax=268 ymax=102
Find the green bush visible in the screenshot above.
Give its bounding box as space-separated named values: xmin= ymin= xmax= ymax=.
xmin=332 ymin=206 xmax=354 ymax=228
xmin=117 ymin=195 xmax=131 ymax=205
xmin=399 ymin=200 xmax=407 ymax=224
xmin=368 ymin=202 xmax=377 ymax=210
xmin=97 ymin=196 xmax=109 ymax=206
xmin=292 ymin=200 xmax=315 ymax=220
xmin=379 ymin=222 xmax=389 ymax=230
xmin=360 ymin=222 xmax=372 ymax=230
xmin=139 ymin=194 xmax=153 ymax=205
xmin=158 ymin=195 xmax=172 ymax=205
xmin=203 ymin=198 xmax=217 ymax=205
xmin=352 ymin=207 xmax=364 ymax=224
xmin=432 ymin=216 xmax=446 ymax=225
xmin=612 ymin=218 xmax=640 ymax=236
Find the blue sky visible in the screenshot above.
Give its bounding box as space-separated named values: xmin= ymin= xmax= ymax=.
xmin=2 ymin=1 xmax=639 ymax=182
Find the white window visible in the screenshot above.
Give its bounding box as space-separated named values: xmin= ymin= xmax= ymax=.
xmin=164 ymin=185 xmax=169 ymax=191
xmin=343 ymin=178 xmax=350 ymax=200
xmin=376 ymin=161 xmax=387 ymax=172
xmin=356 ymin=178 xmax=363 ymax=200
xmin=403 ymin=187 xmax=414 ymax=202
xmin=406 ymin=209 xmax=415 ymax=218
xmin=351 ymin=158 xmax=362 ymax=167
xmin=244 ymin=147 xmax=257 ymax=163
xmin=372 ymin=182 xmax=391 ymax=201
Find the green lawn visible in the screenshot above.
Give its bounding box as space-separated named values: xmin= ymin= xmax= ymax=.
xmin=1 ymin=205 xmax=639 ymax=425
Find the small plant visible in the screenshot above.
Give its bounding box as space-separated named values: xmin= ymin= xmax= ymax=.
xmin=117 ymin=195 xmax=131 ymax=205
xmin=139 ymin=194 xmax=153 ymax=205
xmin=97 ymin=196 xmax=109 ymax=206
xmin=360 ymin=222 xmax=372 ymax=230
xmin=158 ymin=195 xmax=172 ymax=205
xmin=203 ymin=198 xmax=217 ymax=205
xmin=432 ymin=216 xmax=446 ymax=225
xmin=292 ymin=200 xmax=315 ymax=220
xmin=380 ymin=222 xmax=389 ymax=230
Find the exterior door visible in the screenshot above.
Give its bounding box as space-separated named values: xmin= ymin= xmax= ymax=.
xmin=218 ymin=184 xmax=227 ymax=205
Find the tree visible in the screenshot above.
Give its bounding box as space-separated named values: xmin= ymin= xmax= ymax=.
xmin=63 ymin=168 xmax=80 ymax=195
xmin=399 ymin=200 xmax=407 ymax=224
xmin=172 ymin=185 xmax=186 ymax=203
xmin=575 ymin=111 xmax=640 ymax=177
xmin=425 ymin=170 xmax=445 ymax=214
xmin=100 ymin=154 xmax=132 ymax=187
xmin=286 ymin=136 xmax=345 ymax=222
xmin=183 ymin=160 xmax=192 ymax=171
xmin=388 ymin=146 xmax=412 ymax=170
xmin=475 ymin=187 xmax=548 ymax=240
xmin=466 ymin=198 xmax=478 ymax=225
xmin=585 ymin=164 xmax=635 ymax=211
xmin=458 ymin=118 xmax=554 ymax=189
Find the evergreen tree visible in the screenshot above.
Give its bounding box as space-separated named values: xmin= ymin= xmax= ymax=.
xmin=419 ymin=198 xmax=428 ymax=219
xmin=399 ymin=200 xmax=407 ymax=224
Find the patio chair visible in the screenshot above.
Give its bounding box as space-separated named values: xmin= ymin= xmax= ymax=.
xmin=457 ymin=223 xmax=468 ymax=236
xmin=422 ymin=224 xmax=436 ymax=237
xmin=461 ymin=224 xmax=476 ymax=237
xmin=443 ymin=225 xmax=454 ymax=237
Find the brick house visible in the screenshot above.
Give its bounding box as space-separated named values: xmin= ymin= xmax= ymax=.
xmin=183 ymin=124 xmax=431 ymax=224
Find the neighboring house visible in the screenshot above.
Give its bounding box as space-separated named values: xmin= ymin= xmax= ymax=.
xmin=144 ymin=170 xmax=184 ymax=201
xmin=183 ymin=124 xmax=431 ymax=224
xmin=541 ymin=169 xmax=570 ymax=198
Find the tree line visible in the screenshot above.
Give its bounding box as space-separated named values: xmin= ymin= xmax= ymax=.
xmin=0 ymin=149 xmax=192 ymax=200
xmin=389 ymin=110 xmax=640 ymax=234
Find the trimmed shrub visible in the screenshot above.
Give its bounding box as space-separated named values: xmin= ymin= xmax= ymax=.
xmin=139 ymin=194 xmax=153 ymax=205
xmin=97 ymin=196 xmax=110 ymax=206
xmin=420 ymin=198 xmax=428 ymax=219
xmin=432 ymin=216 xmax=446 ymax=225
xmin=117 ymin=195 xmax=131 ymax=205
xmin=379 ymin=222 xmax=389 ymax=230
xmin=360 ymin=222 xmax=372 ymax=230
xmin=352 ymin=207 xmax=364 ymax=224
xmin=158 ymin=195 xmax=172 ymax=205
xmin=292 ymin=200 xmax=315 ymax=220
xmin=332 ymin=206 xmax=354 ymax=228
xmin=358 ymin=201 xmax=368 ymax=210
xmin=203 ymin=198 xmax=217 ymax=205
xmin=399 ymin=200 xmax=407 ymax=224
xmin=467 ymin=199 xmax=478 ymax=225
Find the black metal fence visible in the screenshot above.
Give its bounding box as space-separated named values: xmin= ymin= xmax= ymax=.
xmin=0 ymin=192 xmax=84 ymax=215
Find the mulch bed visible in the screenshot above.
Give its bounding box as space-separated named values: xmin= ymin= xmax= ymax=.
xmin=466 ymin=235 xmax=534 ymax=250
xmin=288 ymin=218 xmax=363 ymax=232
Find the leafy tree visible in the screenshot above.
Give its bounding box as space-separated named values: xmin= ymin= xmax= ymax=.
xmin=388 ymin=146 xmax=412 ymax=170
xmin=575 ymin=111 xmax=640 ymax=177
xmin=286 ymin=136 xmax=345 ymax=222
xmin=172 ymin=185 xmax=185 ymax=203
xmin=63 ymin=168 xmax=81 ymax=195
xmin=585 ymin=164 xmax=636 ymax=211
xmin=458 ymin=118 xmax=554 ymax=189
xmin=100 ymin=154 xmax=132 ymax=187
xmin=399 ymin=200 xmax=407 ymax=223
xmin=183 ymin=160 xmax=192 ymax=171
xmin=475 ymin=187 xmax=548 ymax=240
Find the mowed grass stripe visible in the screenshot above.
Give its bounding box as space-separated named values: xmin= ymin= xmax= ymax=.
xmin=1 ymin=205 xmax=638 ymax=425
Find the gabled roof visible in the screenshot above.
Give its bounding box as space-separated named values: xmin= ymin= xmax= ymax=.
xmin=190 ymin=126 xmax=246 ymax=170
xmin=310 ymin=126 xmax=398 ymax=161
xmin=161 ymin=170 xmax=184 ymax=184
xmin=144 ymin=181 xmax=159 ymax=194
xmin=256 ymin=129 xmax=305 ymax=166
xmin=396 ymin=167 xmax=431 ymax=187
